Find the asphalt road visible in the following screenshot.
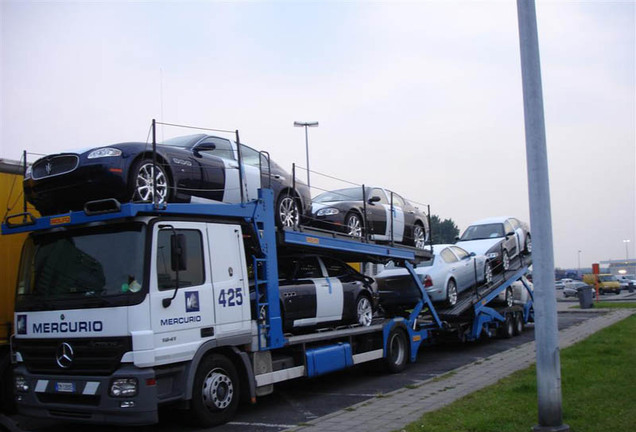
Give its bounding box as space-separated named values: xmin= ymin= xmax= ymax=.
xmin=11 ymin=311 xmax=595 ymax=432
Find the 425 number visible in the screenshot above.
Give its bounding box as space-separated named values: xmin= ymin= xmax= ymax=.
xmin=218 ymin=287 xmax=243 ymax=307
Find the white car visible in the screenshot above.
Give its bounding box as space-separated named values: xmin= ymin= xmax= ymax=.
xmin=456 ymin=216 xmax=531 ymax=273
xmin=616 ymin=274 xmax=636 ymax=290
xmin=497 ymin=275 xmax=534 ymax=306
xmin=374 ymin=244 xmax=492 ymax=310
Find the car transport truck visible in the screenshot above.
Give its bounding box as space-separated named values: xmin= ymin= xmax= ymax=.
xmin=1 ymin=185 xmax=534 ymax=427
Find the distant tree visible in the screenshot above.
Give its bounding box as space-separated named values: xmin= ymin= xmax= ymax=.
xmin=430 ymin=215 xmax=460 ymax=244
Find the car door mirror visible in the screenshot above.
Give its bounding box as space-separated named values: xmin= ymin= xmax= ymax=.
xmin=193 ymin=142 xmax=216 ymax=157
xmin=506 ymin=231 xmax=515 ymax=237
xmin=368 ymin=196 xmax=381 ymax=205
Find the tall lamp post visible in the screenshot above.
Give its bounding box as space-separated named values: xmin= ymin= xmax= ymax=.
xmin=624 ymin=239 xmax=631 ymax=260
xmin=293 ymin=121 xmax=319 ymax=190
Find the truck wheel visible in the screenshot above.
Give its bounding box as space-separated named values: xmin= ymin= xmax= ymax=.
xmin=190 ymin=354 xmax=240 ymax=427
xmin=384 ymin=327 xmax=408 ymax=373
xmin=499 ymin=314 xmax=514 ymax=338
xmin=513 ymin=312 xmax=524 ymax=336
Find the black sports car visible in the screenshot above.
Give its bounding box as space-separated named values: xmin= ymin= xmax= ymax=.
xmin=257 ymin=254 xmax=377 ymax=332
xmin=309 ymin=186 xmax=429 ymax=249
xmin=23 ymin=134 xmax=310 ymax=227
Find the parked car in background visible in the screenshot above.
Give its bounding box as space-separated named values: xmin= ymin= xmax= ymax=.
xmin=373 ymin=244 xmax=492 ymax=311
xmin=582 ymin=274 xmax=621 ymax=295
xmin=24 ymin=134 xmax=311 ymax=228
xmin=563 ymin=281 xmax=595 ymax=299
xmin=456 ymin=216 xmax=531 ymax=273
xmin=310 ymin=186 xmax=429 ymax=249
xmin=616 ymin=274 xmax=636 ymax=290
xmin=497 ymin=275 xmax=534 ymax=306
xmin=268 ymin=255 xmax=377 ymax=332
xmin=555 ymin=280 xmax=565 ymax=290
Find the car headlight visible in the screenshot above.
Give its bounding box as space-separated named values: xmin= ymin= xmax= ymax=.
xmin=487 ymin=252 xmax=499 ymax=259
xmin=316 ymin=207 xmax=340 ymax=217
xmin=15 ymin=375 xmax=29 ymax=393
xmin=88 ymin=148 xmax=122 ymax=159
xmin=110 ymin=378 xmax=138 ymax=397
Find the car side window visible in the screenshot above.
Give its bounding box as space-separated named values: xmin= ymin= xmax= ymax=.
xmin=156 ymin=229 xmax=205 ymax=290
xmin=239 ymin=144 xmax=261 ymax=168
xmin=390 ymin=193 xmax=406 ymax=208
xmin=504 ymin=221 xmax=514 ymax=235
xmin=451 ymin=246 xmax=468 ymax=260
xmin=296 ymin=257 xmax=323 ymax=279
xmin=321 ymin=257 xmax=354 ymax=278
xmin=440 ymin=248 xmax=458 ymax=263
xmin=198 ymin=137 xmax=235 ymax=160
xmin=370 ymin=188 xmax=389 ymax=204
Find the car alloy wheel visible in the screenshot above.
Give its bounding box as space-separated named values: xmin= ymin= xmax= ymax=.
xmin=355 ymin=295 xmax=373 ymax=327
xmin=505 ymin=287 xmax=513 ymax=307
xmin=446 ymin=279 xmax=458 ymax=307
xmin=346 ymin=213 xmax=363 ymax=238
xmin=413 ymin=224 xmax=426 ymax=249
xmin=502 ymin=250 xmax=510 ymax=271
xmin=277 ymin=195 xmax=299 ymax=228
xmin=525 ymin=235 xmax=532 ymax=254
xmin=134 ymin=161 xmax=168 ymax=203
xmin=484 ymin=262 xmax=493 ymax=285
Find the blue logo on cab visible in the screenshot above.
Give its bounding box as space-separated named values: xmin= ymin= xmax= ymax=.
xmin=185 ymin=291 xmax=200 ymax=313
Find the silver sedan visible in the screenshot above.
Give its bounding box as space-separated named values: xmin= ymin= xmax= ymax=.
xmin=374 ymin=244 xmax=492 ymax=309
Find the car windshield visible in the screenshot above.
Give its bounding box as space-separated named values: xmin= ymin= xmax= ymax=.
xmin=314 ymin=187 xmax=368 ymax=203
xmin=460 ymin=223 xmax=505 ymax=241
xmin=599 ymin=275 xmax=618 ymax=282
xmin=15 ymin=223 xmax=146 ymax=311
xmin=161 ymin=134 xmax=207 ymax=148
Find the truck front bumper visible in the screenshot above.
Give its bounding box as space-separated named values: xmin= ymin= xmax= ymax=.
xmin=14 ymin=364 xmax=159 ymax=425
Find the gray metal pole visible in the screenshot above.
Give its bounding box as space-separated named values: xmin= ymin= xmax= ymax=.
xmin=516 ymin=2 xmax=569 ymax=431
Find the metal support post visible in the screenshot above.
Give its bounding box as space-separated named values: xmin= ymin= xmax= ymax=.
xmin=517 ymin=1 xmax=569 ymax=431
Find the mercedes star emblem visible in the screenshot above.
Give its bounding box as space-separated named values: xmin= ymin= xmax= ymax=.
xmin=56 ymin=342 xmax=74 ymax=369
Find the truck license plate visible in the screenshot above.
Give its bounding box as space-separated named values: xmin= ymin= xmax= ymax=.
xmin=55 ymin=382 xmax=75 ymax=393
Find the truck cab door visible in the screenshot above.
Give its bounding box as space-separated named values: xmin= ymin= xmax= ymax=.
xmin=149 ymin=222 xmax=215 ymax=365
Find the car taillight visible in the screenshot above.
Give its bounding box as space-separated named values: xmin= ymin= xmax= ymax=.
xmin=423 ymin=275 xmax=433 ymax=288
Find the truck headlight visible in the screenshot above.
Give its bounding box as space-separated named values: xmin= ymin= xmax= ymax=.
xmin=487 ymin=252 xmax=499 ymax=259
xmin=15 ymin=375 xmax=29 ymax=393
xmin=88 ymin=148 xmax=122 ymax=159
xmin=109 ymin=378 xmax=138 ymax=397
xmin=316 ymin=207 xmax=340 ymax=217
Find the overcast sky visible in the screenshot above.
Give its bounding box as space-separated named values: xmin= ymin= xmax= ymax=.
xmin=1 ymin=0 xmax=634 ymax=269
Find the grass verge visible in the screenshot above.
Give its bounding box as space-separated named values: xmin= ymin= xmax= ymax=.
xmin=572 ymin=301 xmax=636 ymax=309
xmin=399 ymin=314 xmax=636 ymax=432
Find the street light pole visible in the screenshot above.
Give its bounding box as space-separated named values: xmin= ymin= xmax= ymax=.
xmin=293 ymin=121 xmax=319 ymax=190
xmin=624 ymin=240 xmax=631 ymax=260
xmin=517 ymin=1 xmax=569 ymax=431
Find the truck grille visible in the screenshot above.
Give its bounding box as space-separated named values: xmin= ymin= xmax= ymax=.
xmin=31 ymin=155 xmax=79 ymax=179
xmin=15 ymin=337 xmax=132 ymax=376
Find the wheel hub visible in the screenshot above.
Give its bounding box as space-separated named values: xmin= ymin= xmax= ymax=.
xmin=202 ymin=370 xmax=234 ymax=410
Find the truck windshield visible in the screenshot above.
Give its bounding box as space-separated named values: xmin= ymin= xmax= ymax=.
xmin=15 ymin=223 xmax=146 ymax=311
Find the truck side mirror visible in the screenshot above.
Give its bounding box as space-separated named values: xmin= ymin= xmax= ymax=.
xmin=171 ymin=234 xmax=187 ymax=271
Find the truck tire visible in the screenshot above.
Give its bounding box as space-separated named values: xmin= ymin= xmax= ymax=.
xmin=384 ymin=327 xmax=408 ymax=373
xmin=499 ymin=314 xmax=514 ymax=339
xmin=190 ymin=354 xmax=240 ymax=427
xmin=513 ymin=312 xmax=524 ymax=336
